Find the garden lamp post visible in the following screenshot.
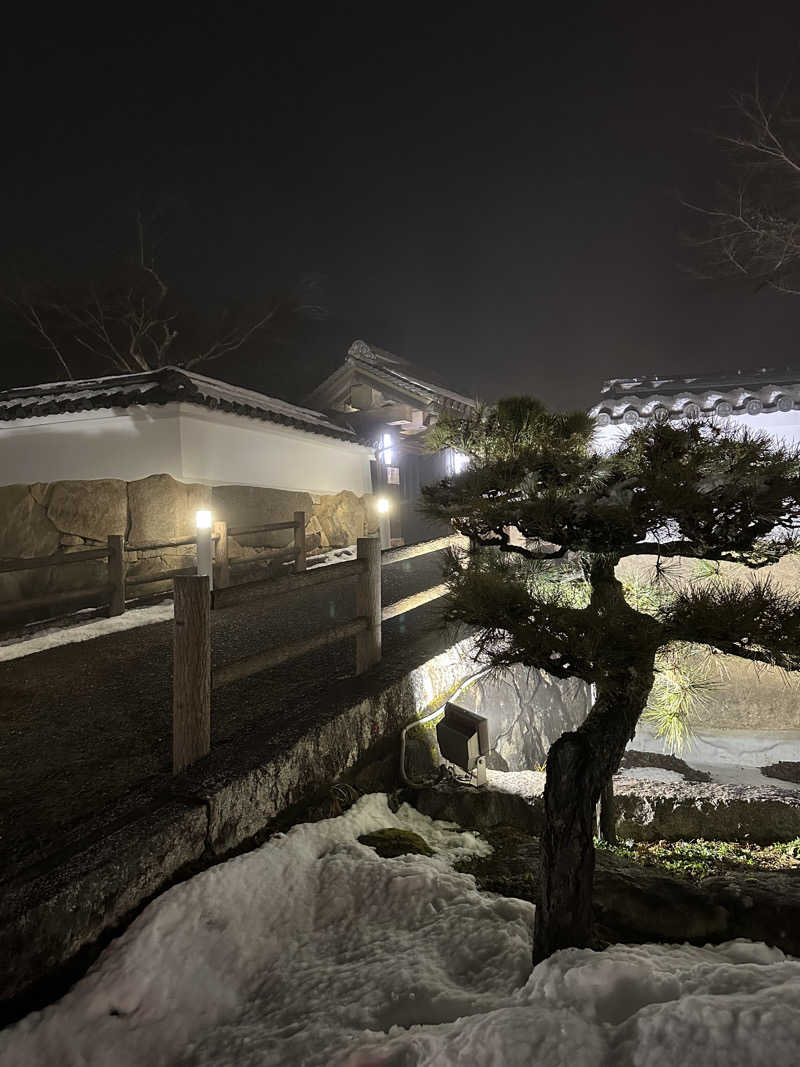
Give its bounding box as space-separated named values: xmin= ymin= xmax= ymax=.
xmin=195 ymin=509 xmax=214 ymax=591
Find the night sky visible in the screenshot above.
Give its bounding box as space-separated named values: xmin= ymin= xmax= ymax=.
xmin=2 ymin=2 xmax=800 ymax=411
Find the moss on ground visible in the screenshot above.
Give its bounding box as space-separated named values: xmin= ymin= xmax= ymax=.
xmin=596 ymin=837 xmax=800 ymax=880
xmin=454 ymin=825 xmax=540 ymax=902
xmin=358 ymin=828 xmax=434 ymax=858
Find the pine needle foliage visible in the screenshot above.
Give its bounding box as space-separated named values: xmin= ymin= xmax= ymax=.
xmin=425 ymin=398 xmax=800 ymax=685
xmin=643 ymin=644 xmax=719 ymax=754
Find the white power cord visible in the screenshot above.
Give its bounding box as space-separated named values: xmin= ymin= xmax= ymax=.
xmin=399 ymin=667 xmax=492 ymax=788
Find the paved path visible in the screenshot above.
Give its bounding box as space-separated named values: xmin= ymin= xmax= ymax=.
xmin=0 ymin=552 xmax=456 ymax=877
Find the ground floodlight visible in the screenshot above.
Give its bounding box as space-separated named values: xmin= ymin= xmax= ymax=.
xmin=436 ymin=703 xmax=489 ymax=786
xmin=377 ymin=497 xmax=390 ymax=514
xmin=195 ymin=509 xmax=212 ymax=530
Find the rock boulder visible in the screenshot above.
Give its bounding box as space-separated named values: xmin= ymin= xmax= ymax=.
xmin=211 ymin=485 xmax=313 ymax=548
xmin=0 ymin=485 xmax=60 ymax=560
xmin=313 ymin=491 xmax=368 ymax=548
xmin=128 ymin=475 xmax=211 ymax=546
xmin=45 ymin=479 xmax=127 ymax=542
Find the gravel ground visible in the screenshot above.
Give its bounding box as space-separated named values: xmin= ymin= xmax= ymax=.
xmin=0 ymin=551 xmax=453 ymax=876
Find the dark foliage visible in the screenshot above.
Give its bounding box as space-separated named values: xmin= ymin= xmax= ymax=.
xmin=423 ymin=397 xmax=800 ymax=960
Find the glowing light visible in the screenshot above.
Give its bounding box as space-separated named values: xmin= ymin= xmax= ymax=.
xmin=448 ymin=449 xmax=469 ymax=475
xmin=195 ymin=509 xmax=212 ymax=530
xmin=382 ymin=432 xmax=393 ymax=466
xmin=377 ymin=497 xmax=390 ymax=514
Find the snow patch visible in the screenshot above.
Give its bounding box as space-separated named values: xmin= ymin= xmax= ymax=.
xmin=3 ymin=794 xmax=800 ymax=1066
xmin=0 ymin=602 xmax=174 ymax=662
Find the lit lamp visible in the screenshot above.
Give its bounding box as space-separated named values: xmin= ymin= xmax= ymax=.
xmin=376 ymin=496 xmax=390 ymax=549
xmin=195 ymin=509 xmax=214 ymax=591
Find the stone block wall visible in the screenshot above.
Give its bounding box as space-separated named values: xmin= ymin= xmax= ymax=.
xmin=0 ymin=475 xmax=377 ymax=613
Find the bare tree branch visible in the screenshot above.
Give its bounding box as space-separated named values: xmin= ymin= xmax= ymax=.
xmin=6 ymin=217 xmax=321 ymax=379
xmin=686 ymin=81 xmax=800 ymax=295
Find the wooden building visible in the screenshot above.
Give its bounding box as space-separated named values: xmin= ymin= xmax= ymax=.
xmin=307 ymin=340 xmax=477 ymax=545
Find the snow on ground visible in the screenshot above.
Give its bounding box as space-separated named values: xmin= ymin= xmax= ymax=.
xmin=488 ymin=767 xmax=800 ymax=807
xmin=307 ymin=544 xmax=357 ymax=568
xmin=614 ymin=766 xmax=685 ymax=785
xmin=3 ymin=793 xmax=800 ymax=1067
xmin=0 ymin=602 xmax=175 ymax=662
xmin=632 ymin=725 xmax=800 ymax=773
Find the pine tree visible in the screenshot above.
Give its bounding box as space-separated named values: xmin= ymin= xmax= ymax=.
xmin=424 ymin=398 xmax=800 ymax=961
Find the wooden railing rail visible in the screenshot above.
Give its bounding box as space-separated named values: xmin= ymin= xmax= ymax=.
xmin=126 ymin=565 xmax=197 ymax=587
xmin=381 ymin=583 xmax=450 ymax=622
xmin=378 ymin=532 xmax=466 ymax=622
xmin=0 ymin=546 xmax=110 ymax=573
xmin=213 ymin=555 xmax=364 ymax=610
xmin=0 ymin=511 xmax=307 ymax=629
xmin=128 ymin=534 xmax=204 ymax=552
xmin=0 ymin=535 xmax=125 ymax=625
xmin=208 ymin=533 xmax=459 ymax=704
xmin=228 ymin=520 xmax=297 ymax=537
xmin=380 ymin=532 xmax=466 ymax=566
xmin=228 ymin=546 xmax=297 ymax=568
xmin=0 ymin=584 xmax=115 ymax=624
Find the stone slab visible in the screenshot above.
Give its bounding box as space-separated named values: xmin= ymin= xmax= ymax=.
xmin=211 ymin=485 xmax=313 ymax=548
xmin=0 ymin=485 xmax=59 ymax=560
xmin=128 ymin=474 xmax=211 ymax=546
xmin=45 ymin=479 xmax=127 ymax=542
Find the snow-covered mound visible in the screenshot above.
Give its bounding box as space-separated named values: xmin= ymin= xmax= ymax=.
xmin=2 ymin=794 xmax=799 ymax=1067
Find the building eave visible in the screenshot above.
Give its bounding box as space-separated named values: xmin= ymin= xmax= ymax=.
xmin=0 ymin=366 xmax=366 ymax=444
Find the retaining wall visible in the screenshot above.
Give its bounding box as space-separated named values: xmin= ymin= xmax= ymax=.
xmin=0 ymin=635 xmax=477 ymax=1011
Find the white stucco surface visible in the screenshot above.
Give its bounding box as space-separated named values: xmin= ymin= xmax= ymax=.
xmin=0 ymin=403 xmax=373 ymax=495
xmin=592 ymin=409 xmax=800 ymax=455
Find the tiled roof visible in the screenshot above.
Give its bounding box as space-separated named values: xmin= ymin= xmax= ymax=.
xmin=306 ymin=340 xmax=477 ymax=415
xmin=589 ymin=368 xmax=800 ymax=426
xmin=345 ymin=340 xmax=476 ymax=411
xmin=0 ymin=367 xmax=364 ymax=443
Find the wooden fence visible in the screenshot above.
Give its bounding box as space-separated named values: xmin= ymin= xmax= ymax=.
xmin=171 ymin=533 xmax=467 ymax=772
xmin=0 ymin=536 xmax=127 ymax=626
xmin=0 ymin=513 xmax=308 ymax=628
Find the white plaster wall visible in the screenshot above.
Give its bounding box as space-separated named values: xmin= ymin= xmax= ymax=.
xmin=176 ymin=405 xmax=373 ymax=494
xmin=0 ymin=403 xmax=373 ymax=495
xmin=0 ymin=407 xmax=184 ymax=485
xmin=593 ymin=410 xmax=800 ymax=455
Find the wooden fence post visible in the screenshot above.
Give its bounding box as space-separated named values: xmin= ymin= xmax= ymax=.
xmin=107 ymin=534 xmax=126 ymax=616
xmin=213 ymin=520 xmax=230 ymax=589
xmin=355 ymin=536 xmax=381 ymax=674
xmin=294 ymin=511 xmax=307 ymax=573
xmin=173 ymin=575 xmax=211 ymax=773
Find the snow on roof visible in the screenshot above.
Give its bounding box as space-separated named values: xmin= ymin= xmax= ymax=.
xmin=0 ymin=366 xmax=362 ymax=443
xmin=590 ymin=367 xmax=800 ymax=425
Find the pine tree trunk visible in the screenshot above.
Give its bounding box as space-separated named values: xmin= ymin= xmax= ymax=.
xmin=533 ymin=679 xmax=651 ymax=963
xmin=598 ymin=777 xmax=616 ymax=843
xmin=533 ymin=730 xmax=597 ymax=961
